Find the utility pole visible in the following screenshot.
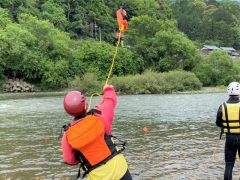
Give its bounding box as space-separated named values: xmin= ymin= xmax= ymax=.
xmin=94 ymin=21 xmax=97 ymax=40
xmin=99 ymin=27 xmax=102 ymax=43
xmin=94 ymin=22 xmax=102 ymax=43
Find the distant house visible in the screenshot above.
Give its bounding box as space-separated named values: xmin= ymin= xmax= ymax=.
xmin=200 ymin=45 xmax=240 ymax=58
xmin=201 ymin=45 xmax=220 ymax=54
xmin=220 ymin=47 xmax=239 ymax=57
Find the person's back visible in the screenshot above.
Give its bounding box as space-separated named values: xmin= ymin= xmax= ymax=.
xmin=216 ymin=82 xmax=240 ymax=180
xmin=61 ymin=85 xmax=132 ymax=180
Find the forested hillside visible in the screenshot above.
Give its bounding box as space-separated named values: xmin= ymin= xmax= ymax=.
xmin=171 ymin=0 xmax=240 ymax=48
xmin=0 ymin=0 xmax=240 ymax=92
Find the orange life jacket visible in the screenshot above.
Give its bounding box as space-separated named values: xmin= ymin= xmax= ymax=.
xmin=67 ymin=115 xmax=114 ymax=166
xmin=65 ymin=112 xmax=125 ymax=178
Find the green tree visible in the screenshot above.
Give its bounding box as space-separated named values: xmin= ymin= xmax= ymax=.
xmin=105 ymin=0 xmax=172 ymax=19
xmin=0 ymin=0 xmax=27 ymax=21
xmin=193 ymin=51 xmax=239 ymax=86
xmin=150 ymin=30 xmax=198 ymax=71
xmin=126 ymin=15 xmax=176 ymax=60
xmin=0 ymin=8 xmax=12 ymax=28
xmin=171 ymin=0 xmax=240 ymax=49
xmin=72 ymin=40 xmax=144 ymax=79
xmin=0 ymin=23 xmax=40 ymax=79
xmin=56 ymin=0 xmax=115 ymax=42
xmin=126 ymin=15 xmax=198 ymax=71
xmin=18 ymin=14 xmax=74 ymax=88
xmin=0 ymin=8 xmax=11 ymax=78
xmin=19 ymin=14 xmax=73 ymax=60
xmin=18 ymin=0 xmax=41 ymax=18
xmin=171 ymin=0 xmax=205 ymax=40
xmin=41 ymin=0 xmax=68 ymax=30
xmin=41 ymin=59 xmax=71 ymax=88
xmin=233 ymin=27 xmax=240 ymax=49
xmin=0 ymin=30 xmax=8 ymax=79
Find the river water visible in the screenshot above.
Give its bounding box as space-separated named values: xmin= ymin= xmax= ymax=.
xmin=0 ymin=93 xmax=240 ymax=180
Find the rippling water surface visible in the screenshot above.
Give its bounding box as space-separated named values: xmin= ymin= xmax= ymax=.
xmin=1 ymin=93 xmax=240 ymax=180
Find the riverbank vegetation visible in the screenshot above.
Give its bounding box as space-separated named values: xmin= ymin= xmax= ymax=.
xmin=0 ymin=0 xmax=240 ymax=95
xmin=68 ymin=70 xmax=202 ymax=95
xmin=111 ymin=70 xmax=202 ymax=94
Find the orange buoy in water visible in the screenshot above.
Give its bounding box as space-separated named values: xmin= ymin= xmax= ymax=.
xmin=41 ymin=136 xmax=49 ymax=142
xmin=143 ymin=127 xmax=149 ymax=133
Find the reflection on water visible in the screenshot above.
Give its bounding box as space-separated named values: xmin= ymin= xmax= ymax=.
xmin=1 ymin=93 xmax=240 ymax=179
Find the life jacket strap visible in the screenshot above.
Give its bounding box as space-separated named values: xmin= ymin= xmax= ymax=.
xmin=61 ymin=109 xmax=101 ymax=134
xmin=75 ymin=134 xmax=126 ymax=179
xmin=110 ymin=135 xmax=127 ymax=153
xmin=223 ymin=120 xmax=240 ymax=123
xmin=222 ymin=126 xmax=240 ymax=129
xmin=58 ymin=123 xmax=71 ymax=139
xmin=63 ymin=124 xmax=70 ymax=131
xmin=223 ymin=102 xmax=230 ymax=133
xmin=76 ymin=163 xmax=89 ymax=179
xmin=81 ymin=150 xmax=119 ymax=178
xmin=77 ymin=163 xmax=83 ymax=179
xmin=87 ymin=109 xmax=102 ymax=115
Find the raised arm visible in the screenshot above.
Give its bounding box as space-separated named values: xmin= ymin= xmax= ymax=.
xmin=94 ymin=85 xmax=117 ymax=135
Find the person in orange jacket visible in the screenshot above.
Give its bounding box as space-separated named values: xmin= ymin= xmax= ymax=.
xmin=61 ymin=85 xmax=132 ymax=180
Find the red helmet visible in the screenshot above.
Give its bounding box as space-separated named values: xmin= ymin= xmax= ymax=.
xmin=63 ymin=91 xmax=87 ymax=116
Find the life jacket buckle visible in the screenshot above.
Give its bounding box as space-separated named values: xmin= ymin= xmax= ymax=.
xmin=62 ymin=124 xmax=69 ymax=131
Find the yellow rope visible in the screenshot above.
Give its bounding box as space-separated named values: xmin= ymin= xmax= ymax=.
xmin=87 ymin=93 xmax=102 ymax=112
xmin=105 ymin=32 xmax=121 ymax=85
xmin=87 ymin=32 xmax=122 ymax=110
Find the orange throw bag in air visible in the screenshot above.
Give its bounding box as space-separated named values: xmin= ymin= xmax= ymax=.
xmin=116 ymin=8 xmax=128 ymax=32
xmin=66 ymin=115 xmax=111 ymax=166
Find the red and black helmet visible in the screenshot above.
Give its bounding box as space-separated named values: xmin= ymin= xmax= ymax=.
xmin=63 ymin=91 xmax=87 ymax=117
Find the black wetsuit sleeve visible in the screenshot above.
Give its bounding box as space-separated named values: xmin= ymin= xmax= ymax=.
xmin=216 ymin=105 xmax=223 ymax=127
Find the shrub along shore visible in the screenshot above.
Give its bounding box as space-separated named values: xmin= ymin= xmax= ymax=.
xmin=0 ymin=70 xmax=226 ymax=101
xmin=0 ymin=87 xmax=225 ymax=101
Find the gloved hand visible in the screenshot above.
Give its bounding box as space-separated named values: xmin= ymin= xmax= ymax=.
xmin=103 ymin=84 xmax=114 ymax=91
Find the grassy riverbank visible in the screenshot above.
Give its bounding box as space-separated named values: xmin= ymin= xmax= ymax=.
xmin=0 ymin=91 xmax=67 ymax=100
xmin=0 ymin=71 xmax=226 ymax=100
xmin=177 ymin=86 xmax=225 ymax=94
xmin=0 ymin=86 xmax=226 ymax=101
xmin=1 ymin=71 xmax=226 ymax=100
